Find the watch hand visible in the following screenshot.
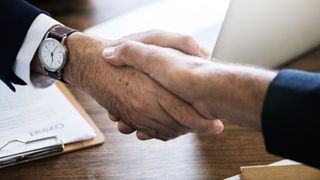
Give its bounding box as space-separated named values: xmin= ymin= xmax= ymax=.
xmin=50 ymin=46 xmax=57 ymax=60
xmin=52 ymin=46 xmax=58 ymax=53
xmin=45 ymin=44 xmax=54 ymax=62
xmin=45 ymin=45 xmax=51 ymax=53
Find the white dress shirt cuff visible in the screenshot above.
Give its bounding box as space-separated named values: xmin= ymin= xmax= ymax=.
xmin=13 ymin=14 xmax=61 ymax=88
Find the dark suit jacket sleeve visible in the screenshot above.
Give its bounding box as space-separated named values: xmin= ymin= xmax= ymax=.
xmin=0 ymin=0 xmax=47 ymax=91
xmin=262 ymin=69 xmax=320 ymax=168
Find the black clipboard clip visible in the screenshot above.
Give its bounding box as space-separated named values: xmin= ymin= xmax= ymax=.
xmin=0 ymin=136 xmax=64 ymax=168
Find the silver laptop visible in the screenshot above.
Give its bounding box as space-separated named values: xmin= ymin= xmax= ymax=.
xmin=212 ymin=0 xmax=320 ymax=68
xmin=86 ymin=0 xmax=320 ymax=68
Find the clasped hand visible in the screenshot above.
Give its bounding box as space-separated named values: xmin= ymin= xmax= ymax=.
xmin=100 ymin=30 xmax=224 ymax=141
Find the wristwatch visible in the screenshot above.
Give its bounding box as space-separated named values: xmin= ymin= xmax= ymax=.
xmin=38 ymin=25 xmax=77 ymax=83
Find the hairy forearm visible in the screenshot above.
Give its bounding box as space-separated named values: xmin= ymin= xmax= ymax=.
xmin=200 ymin=62 xmax=277 ymax=130
xmin=31 ymin=32 xmax=112 ymax=89
xmin=63 ymin=33 xmax=128 ymax=115
xmin=63 ymin=32 xmax=108 ymax=87
xmin=60 ymin=33 xmax=156 ymax=122
xmin=31 ymin=32 xmax=124 ymax=113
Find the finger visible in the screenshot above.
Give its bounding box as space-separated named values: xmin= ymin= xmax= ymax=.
xmin=200 ymin=46 xmax=210 ymax=59
xmin=112 ymin=30 xmax=203 ymax=57
xmin=150 ymin=109 xmax=191 ymax=139
xmin=141 ymin=30 xmax=202 ymax=57
xmin=128 ymin=115 xmax=183 ymax=141
xmin=108 ymin=112 xmax=120 ymax=122
xmin=103 ymin=41 xmax=172 ymax=75
xmin=157 ymin=89 xmax=224 ymax=135
xmin=136 ymin=131 xmax=153 ymax=140
xmin=119 ymin=111 xmax=177 ymax=141
xmin=118 ymin=121 xmax=136 ymax=134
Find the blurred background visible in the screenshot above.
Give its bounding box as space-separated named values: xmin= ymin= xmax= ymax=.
xmin=29 ymin=0 xmax=158 ymax=31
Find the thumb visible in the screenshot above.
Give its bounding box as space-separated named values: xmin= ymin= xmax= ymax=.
xmin=102 ymin=41 xmax=166 ymax=76
xmin=102 ymin=47 xmax=126 ymax=66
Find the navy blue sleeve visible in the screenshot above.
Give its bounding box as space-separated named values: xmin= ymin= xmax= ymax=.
xmin=262 ymin=69 xmax=320 ymax=168
xmin=0 ymin=0 xmax=47 ymax=91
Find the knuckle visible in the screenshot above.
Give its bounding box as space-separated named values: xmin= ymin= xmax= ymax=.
xmin=178 ymin=116 xmax=190 ymax=126
xmin=133 ymin=101 xmax=148 ymax=113
xmin=142 ymin=29 xmax=164 ymax=43
xmin=168 ymin=117 xmax=185 ymax=133
xmin=143 ymin=80 xmax=157 ymax=95
xmin=181 ymin=35 xmax=200 ymax=52
xmin=173 ymin=104 xmax=189 ymax=124
xmin=166 ymin=130 xmax=181 ymax=140
xmin=162 ymin=138 xmax=170 ymax=142
xmin=154 ymin=125 xmax=182 ymax=141
xmin=147 ymin=29 xmax=163 ymax=36
xmin=121 ymin=115 xmax=138 ymax=129
xmin=137 ymin=136 xmax=143 ymax=140
xmin=118 ymin=40 xmax=135 ymax=56
xmin=152 ymin=128 xmax=171 ymax=141
xmin=182 ymin=35 xmax=196 ymax=44
xmin=156 ymin=88 xmax=171 ymax=105
xmin=136 ymin=132 xmax=145 ymax=140
xmin=158 ymin=135 xmax=170 ymax=142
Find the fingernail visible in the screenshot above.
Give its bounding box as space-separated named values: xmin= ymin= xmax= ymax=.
xmin=210 ymin=120 xmax=224 ymax=135
xmin=215 ymin=122 xmax=224 ymax=134
xmin=102 ymin=47 xmax=116 ymax=58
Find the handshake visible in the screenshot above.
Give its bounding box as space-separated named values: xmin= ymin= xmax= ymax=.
xmin=33 ymin=29 xmax=274 ymax=141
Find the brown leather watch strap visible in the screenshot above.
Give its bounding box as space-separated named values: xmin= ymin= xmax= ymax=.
xmin=48 ymin=26 xmax=77 ymax=42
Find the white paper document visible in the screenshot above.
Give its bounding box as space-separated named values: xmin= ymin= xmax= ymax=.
xmin=0 ymin=82 xmax=95 ymax=157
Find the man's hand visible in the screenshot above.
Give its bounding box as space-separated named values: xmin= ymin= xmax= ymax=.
xmin=32 ymin=30 xmax=224 ymax=141
xmin=100 ymin=30 xmax=212 ymax=138
xmin=103 ymin=41 xmax=277 ymax=130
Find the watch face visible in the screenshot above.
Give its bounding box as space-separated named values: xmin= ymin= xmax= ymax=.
xmin=39 ymin=38 xmax=67 ymax=72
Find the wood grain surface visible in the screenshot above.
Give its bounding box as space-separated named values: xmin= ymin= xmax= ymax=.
xmin=1 ymin=0 xmax=319 ymax=179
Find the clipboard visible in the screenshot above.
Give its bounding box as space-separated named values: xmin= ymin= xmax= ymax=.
xmin=0 ymin=82 xmax=105 ymax=168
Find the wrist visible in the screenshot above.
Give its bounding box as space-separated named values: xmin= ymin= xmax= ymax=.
xmin=202 ymin=62 xmax=277 ymax=129
xmin=63 ymin=32 xmax=112 ymax=90
xmin=31 ymin=29 xmax=86 ymax=85
xmin=63 ymin=31 xmax=84 ymax=85
xmin=31 ymin=51 xmax=46 ymax=75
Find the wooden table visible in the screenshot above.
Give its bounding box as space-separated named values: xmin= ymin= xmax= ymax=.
xmin=1 ymin=0 xmax=319 ymax=179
